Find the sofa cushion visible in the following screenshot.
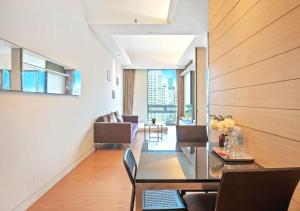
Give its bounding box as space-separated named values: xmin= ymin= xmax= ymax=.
xmin=115 ymin=110 xmax=124 ymax=122
xmin=109 ymin=112 xmax=118 ymax=123
xmin=96 ymin=115 xmax=109 ymax=122
xmin=103 ymin=115 xmax=109 ymax=122
xmin=96 ymin=116 xmax=104 ymax=122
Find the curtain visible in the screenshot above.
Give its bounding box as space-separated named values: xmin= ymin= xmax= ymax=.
xmin=176 ymin=69 xmax=185 ymax=124
xmin=123 ymin=69 xmax=135 ymax=115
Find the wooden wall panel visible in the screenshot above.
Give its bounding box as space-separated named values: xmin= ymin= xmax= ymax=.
xmin=243 ymin=128 xmax=300 ymax=167
xmin=210 ymin=47 xmax=300 ymax=92
xmin=210 ymin=105 xmax=300 ymax=142
xmin=210 ymin=6 xmax=300 ymax=79
xmin=208 ymin=0 xmax=225 ymax=23
xmin=208 ymin=0 xmax=300 ymax=207
xmin=209 ymin=0 xmax=300 ymax=62
xmin=293 ymin=183 xmax=300 ymax=205
xmin=209 ymin=0 xmax=240 ymax=32
xmin=209 ymin=0 xmax=260 ymax=46
xmin=210 ymin=79 xmax=300 ymax=109
xmin=288 ymin=200 xmax=300 ymax=211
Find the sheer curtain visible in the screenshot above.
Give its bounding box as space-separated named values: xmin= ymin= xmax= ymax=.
xmin=123 ymin=69 xmax=135 ymax=115
xmin=176 ymin=69 xmax=185 ymax=124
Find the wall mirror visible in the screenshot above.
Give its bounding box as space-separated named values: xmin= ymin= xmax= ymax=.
xmin=0 ymin=38 xmax=81 ymax=96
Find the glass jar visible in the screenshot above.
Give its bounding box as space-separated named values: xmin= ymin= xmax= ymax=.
xmin=233 ymin=126 xmax=245 ymax=157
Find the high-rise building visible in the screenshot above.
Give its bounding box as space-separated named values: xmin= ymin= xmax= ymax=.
xmin=147 ymin=70 xmax=177 ymax=125
xmin=168 ymin=77 xmax=174 ymax=89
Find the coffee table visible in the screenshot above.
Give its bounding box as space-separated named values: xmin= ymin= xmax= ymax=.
xmin=144 ymin=122 xmax=164 ymax=142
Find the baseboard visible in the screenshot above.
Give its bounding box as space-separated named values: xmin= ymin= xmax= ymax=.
xmin=12 ymin=146 xmax=95 ymax=211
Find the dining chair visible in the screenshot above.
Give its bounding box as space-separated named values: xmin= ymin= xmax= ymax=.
xmin=183 ymin=168 xmax=300 ymax=211
xmin=123 ymin=148 xmax=186 ymax=211
xmin=176 ymin=125 xmax=208 ymax=144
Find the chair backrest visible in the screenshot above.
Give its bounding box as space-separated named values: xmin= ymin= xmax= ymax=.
xmin=215 ymin=168 xmax=300 ymax=211
xmin=123 ymin=148 xmax=137 ymax=187
xmin=176 ymin=125 xmax=208 ymax=143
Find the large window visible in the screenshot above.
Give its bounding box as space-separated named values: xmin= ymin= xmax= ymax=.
xmin=22 ymin=70 xmax=46 ymax=93
xmin=2 ymin=69 xmax=11 ymax=90
xmin=184 ymin=72 xmax=193 ymax=119
xmin=147 ymin=70 xmax=177 ymax=125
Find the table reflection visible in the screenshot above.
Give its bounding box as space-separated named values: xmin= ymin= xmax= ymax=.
xmin=137 ymin=142 xmax=260 ymax=182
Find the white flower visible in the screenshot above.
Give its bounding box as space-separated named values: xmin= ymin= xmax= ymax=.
xmin=210 ymin=119 xmax=219 ymax=129
xmin=224 ymin=118 xmax=235 ymax=128
xmin=218 ymin=120 xmax=228 ymax=128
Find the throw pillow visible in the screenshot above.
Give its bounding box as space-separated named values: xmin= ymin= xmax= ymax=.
xmin=103 ymin=115 xmax=108 ymax=122
xmin=109 ymin=112 xmax=117 ymax=123
xmin=115 ymin=110 xmax=123 ymax=122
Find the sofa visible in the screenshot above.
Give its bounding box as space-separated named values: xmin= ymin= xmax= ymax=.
xmin=94 ymin=113 xmax=139 ymax=144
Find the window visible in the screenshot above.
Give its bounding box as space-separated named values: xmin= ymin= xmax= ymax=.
xmin=72 ymin=70 xmax=81 ymax=96
xmin=184 ymin=72 xmax=193 ymax=119
xmin=147 ymin=70 xmax=177 ymax=125
xmin=2 ymin=69 xmax=11 ymax=90
xmin=22 ymin=70 xmax=46 ymax=93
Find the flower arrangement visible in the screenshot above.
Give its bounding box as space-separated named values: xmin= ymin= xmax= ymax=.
xmin=209 ymin=115 xmax=235 ymax=134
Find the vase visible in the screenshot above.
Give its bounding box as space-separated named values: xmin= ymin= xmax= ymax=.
xmin=219 ymin=134 xmax=227 ymax=147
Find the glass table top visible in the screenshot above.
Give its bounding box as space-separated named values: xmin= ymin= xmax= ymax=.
xmin=136 ymin=142 xmax=261 ymax=183
xmin=144 ymin=122 xmax=164 ymax=126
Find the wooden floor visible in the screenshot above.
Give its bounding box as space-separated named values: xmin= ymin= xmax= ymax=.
xmin=28 ymin=127 xmax=176 ymax=211
xmin=28 ymin=131 xmax=145 ymax=211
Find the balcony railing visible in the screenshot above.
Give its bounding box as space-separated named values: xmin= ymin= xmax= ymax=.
xmin=147 ymin=104 xmax=177 ymax=125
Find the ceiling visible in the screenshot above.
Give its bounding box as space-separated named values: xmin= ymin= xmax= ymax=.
xmin=82 ymin=0 xmax=208 ymax=69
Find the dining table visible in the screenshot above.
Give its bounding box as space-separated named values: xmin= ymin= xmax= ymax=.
xmin=135 ymin=141 xmax=262 ymax=211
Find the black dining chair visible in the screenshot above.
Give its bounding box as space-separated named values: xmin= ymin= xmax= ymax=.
xmin=123 ymin=148 xmax=186 ymax=211
xmin=176 ymin=125 xmax=209 ymax=195
xmin=183 ymin=168 xmax=300 ymax=211
xmin=176 ymin=125 xmax=208 ymax=144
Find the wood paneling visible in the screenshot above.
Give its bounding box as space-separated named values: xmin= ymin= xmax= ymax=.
xmin=209 ymin=0 xmax=300 ymax=62
xmin=210 ymin=105 xmax=300 ymax=142
xmin=288 ymin=199 xmax=300 ymax=211
xmin=293 ymin=183 xmax=300 ymax=205
xmin=209 ymin=0 xmax=260 ymax=46
xmin=210 ymin=79 xmax=300 ymax=109
xmin=243 ymin=128 xmax=300 ymax=167
xmin=209 ymin=0 xmax=240 ymax=32
xmin=210 ymin=47 xmax=300 ymax=92
xmin=208 ymin=0 xmax=300 ymax=207
xmin=208 ymin=0 xmax=226 ymax=24
xmin=210 ymin=5 xmax=300 ymax=79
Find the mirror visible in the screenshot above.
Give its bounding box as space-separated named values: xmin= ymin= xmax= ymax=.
xmin=0 ymin=39 xmax=21 ymax=91
xmin=0 ymin=38 xmax=81 ymax=96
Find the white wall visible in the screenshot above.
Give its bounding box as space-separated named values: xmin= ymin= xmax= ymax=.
xmin=0 ymin=0 xmax=123 ymax=210
xmin=132 ymin=69 xmax=147 ymax=122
